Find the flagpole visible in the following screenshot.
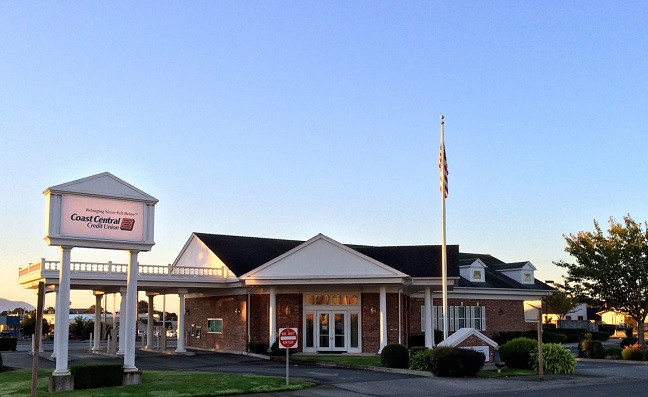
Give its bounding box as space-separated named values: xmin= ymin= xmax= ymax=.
xmin=440 ymin=115 xmax=449 ymax=340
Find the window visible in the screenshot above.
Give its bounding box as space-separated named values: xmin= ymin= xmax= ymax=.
xmin=455 ymin=306 xmax=466 ymax=329
xmin=207 ymin=318 xmax=223 ymax=334
xmin=523 ymin=273 xmax=531 ymax=282
xmin=471 ymin=307 xmax=484 ymax=330
xmin=473 ymin=270 xmax=482 ymax=280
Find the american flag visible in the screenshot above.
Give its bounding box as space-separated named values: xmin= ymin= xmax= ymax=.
xmin=439 ymin=143 xmax=448 ymax=198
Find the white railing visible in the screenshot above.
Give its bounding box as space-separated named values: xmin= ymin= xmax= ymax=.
xmin=19 ymin=259 xmax=227 ymax=280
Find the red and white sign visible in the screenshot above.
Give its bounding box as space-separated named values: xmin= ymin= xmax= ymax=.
xmin=278 ymin=328 xmax=298 ymax=349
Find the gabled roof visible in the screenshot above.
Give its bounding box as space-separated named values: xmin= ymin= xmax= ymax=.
xmin=44 ymin=172 xmax=158 ymax=203
xmin=192 ymin=233 xmax=459 ymax=279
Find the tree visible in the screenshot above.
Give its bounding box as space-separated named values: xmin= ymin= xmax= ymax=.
xmin=138 ymin=300 xmax=148 ymax=314
xmin=542 ymin=289 xmax=579 ymax=323
xmin=70 ymin=315 xmax=94 ymax=339
xmin=20 ymin=310 xmax=52 ymax=337
xmin=555 ymin=215 xmax=648 ymax=347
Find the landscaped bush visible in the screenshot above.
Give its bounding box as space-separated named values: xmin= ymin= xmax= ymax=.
xmin=409 ymin=346 xmax=428 ymax=356
xmin=498 ymin=337 xmax=536 ymax=369
xmin=620 ymin=337 xmax=639 ymax=348
xmin=429 ymin=347 xmax=485 ymax=377
xmin=0 ymin=338 xmax=17 ymax=352
xmin=543 ymin=332 xmax=567 ymax=344
xmin=380 ymin=343 xmax=410 ymax=368
xmin=606 ymin=347 xmax=623 ymax=359
xmin=531 ymin=343 xmax=576 ymax=374
xmin=588 ymin=331 xmax=610 ymax=341
xmin=70 ymin=363 xmax=123 ymax=390
xmin=553 ymin=328 xmax=586 ymax=343
xmin=622 ymin=344 xmax=644 ymax=361
xmin=247 ymin=340 xmax=268 ymax=354
xmin=598 ymin=324 xmax=616 ymax=336
xmin=496 ymin=331 xmax=537 ymax=345
xmin=408 ymin=348 xmax=431 ymax=371
xmin=543 ymin=323 xmax=557 ymax=330
xmin=579 ymin=339 xmax=605 ymax=359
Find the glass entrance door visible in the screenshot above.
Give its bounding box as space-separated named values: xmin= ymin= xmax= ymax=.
xmin=317 ymin=311 xmax=347 ymax=351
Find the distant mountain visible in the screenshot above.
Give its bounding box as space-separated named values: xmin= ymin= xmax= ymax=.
xmin=0 ymin=297 xmax=35 ymax=313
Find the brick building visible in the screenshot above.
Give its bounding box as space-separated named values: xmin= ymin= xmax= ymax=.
xmin=178 ymin=232 xmax=554 ymax=354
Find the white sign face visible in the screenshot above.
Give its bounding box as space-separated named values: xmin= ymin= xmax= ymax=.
xmin=60 ymin=195 xmax=145 ymax=242
xmin=524 ymin=300 xmax=542 ymax=323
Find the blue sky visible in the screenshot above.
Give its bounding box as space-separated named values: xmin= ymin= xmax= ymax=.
xmin=1 ymin=2 xmax=647 ymax=310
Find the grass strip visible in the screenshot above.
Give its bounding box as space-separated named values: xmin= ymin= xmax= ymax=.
xmin=0 ymin=369 xmax=315 ymax=396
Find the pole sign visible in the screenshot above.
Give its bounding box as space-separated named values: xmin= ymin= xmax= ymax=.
xmin=278 ymin=328 xmax=298 ymax=349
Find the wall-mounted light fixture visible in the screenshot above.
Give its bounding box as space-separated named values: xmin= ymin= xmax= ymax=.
xmin=498 ymin=308 xmax=504 ymax=316
xmin=234 ymin=307 xmax=241 ymax=315
xmin=370 ymin=306 xmax=377 ymax=315
xmin=184 ymin=309 xmax=190 ymax=315
xmin=285 ymin=306 xmax=291 ymax=315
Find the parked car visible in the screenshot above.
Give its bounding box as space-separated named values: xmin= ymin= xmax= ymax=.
xmin=136 ymin=330 xmax=146 ymax=341
xmin=1 ymin=330 xmax=12 ymax=338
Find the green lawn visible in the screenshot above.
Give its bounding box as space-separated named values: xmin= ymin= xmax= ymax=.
xmin=291 ymin=355 xmax=382 ymax=367
xmin=0 ymin=369 xmax=315 ymax=396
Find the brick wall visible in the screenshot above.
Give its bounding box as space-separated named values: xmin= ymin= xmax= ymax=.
xmin=456 ymin=334 xmax=495 ymax=362
xmin=407 ymin=297 xmax=536 ymax=341
xmin=185 ymin=295 xmax=247 ymax=351
xmin=362 ymin=293 xmax=380 ymax=353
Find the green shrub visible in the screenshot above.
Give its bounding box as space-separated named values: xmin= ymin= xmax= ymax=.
xmin=429 ymin=346 xmax=485 ymax=377
xmin=247 ymin=340 xmax=268 ymax=354
xmin=620 ymin=337 xmax=639 ymax=348
xmin=381 ymin=343 xmax=409 ymax=368
xmin=598 ymin=324 xmax=616 ymax=336
xmin=70 ymin=363 xmax=123 ymax=389
xmin=622 ymin=346 xmax=644 ymax=361
xmin=579 ymin=339 xmax=605 ymax=359
xmin=543 ymin=332 xmax=567 ymax=344
xmin=498 ymin=337 xmax=537 ymax=369
xmin=409 ymin=346 xmax=428 ymax=356
xmin=606 ymin=347 xmax=623 ymax=359
xmin=408 ymin=348 xmax=431 ymax=371
xmin=588 ymin=331 xmax=610 ymax=341
xmin=0 ymin=338 xmax=17 ymax=352
xmin=531 ymin=344 xmax=575 ymax=374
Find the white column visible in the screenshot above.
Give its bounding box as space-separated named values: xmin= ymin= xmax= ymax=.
xmin=268 ymin=287 xmax=276 ymax=349
xmin=51 ymin=289 xmax=58 ymax=358
xmin=175 ymin=289 xmax=187 ymax=353
xmin=424 ymin=287 xmax=434 ymax=348
xmin=146 ymin=293 xmax=156 ymax=349
xmin=53 ymin=246 xmax=72 ymax=375
xmin=379 ymin=286 xmax=387 ymax=352
xmin=123 ymin=250 xmax=139 ymax=371
xmin=117 ymin=288 xmax=127 ymax=355
xmin=92 ymin=292 xmax=103 ymax=351
xmin=111 ymin=293 xmax=117 ymax=354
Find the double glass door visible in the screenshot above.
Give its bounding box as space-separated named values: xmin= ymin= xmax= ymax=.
xmin=317 ymin=311 xmax=346 ymax=351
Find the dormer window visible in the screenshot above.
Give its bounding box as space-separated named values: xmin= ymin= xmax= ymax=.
xmin=473 ymin=270 xmax=482 ymax=280
xmin=523 ymin=273 xmax=531 ymax=282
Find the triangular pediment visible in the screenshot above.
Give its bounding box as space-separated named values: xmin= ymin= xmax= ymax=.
xmin=241 ymin=234 xmax=407 ymax=280
xmin=172 ymin=234 xmax=238 ymax=281
xmin=44 ymin=172 xmax=158 ymax=203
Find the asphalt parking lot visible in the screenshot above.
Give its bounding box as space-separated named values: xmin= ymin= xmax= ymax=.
xmin=4 ymin=339 xmax=648 ymax=397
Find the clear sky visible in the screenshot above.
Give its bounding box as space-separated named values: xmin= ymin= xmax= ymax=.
xmin=1 ymin=2 xmax=647 ymax=313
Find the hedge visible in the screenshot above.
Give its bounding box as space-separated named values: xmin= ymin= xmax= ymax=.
xmin=0 ymin=338 xmax=17 ymax=352
xmin=70 ymin=363 xmax=123 ymax=390
xmin=498 ymin=337 xmax=536 ymax=369
xmin=598 ymin=324 xmax=616 ymax=336
xmin=429 ymin=347 xmax=485 ymax=377
xmin=381 ymin=343 xmax=409 ymax=368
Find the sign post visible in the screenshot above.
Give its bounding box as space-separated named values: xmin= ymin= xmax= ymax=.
xmin=278 ymin=328 xmax=298 ymax=385
xmin=524 ymin=301 xmax=544 ymax=380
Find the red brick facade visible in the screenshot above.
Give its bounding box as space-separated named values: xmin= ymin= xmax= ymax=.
xmin=186 ymin=292 xmax=536 ymax=353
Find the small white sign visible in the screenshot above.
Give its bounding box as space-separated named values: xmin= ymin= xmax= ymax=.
xmin=461 ymin=346 xmax=490 ymax=362
xmin=524 ymin=300 xmax=542 ymax=323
